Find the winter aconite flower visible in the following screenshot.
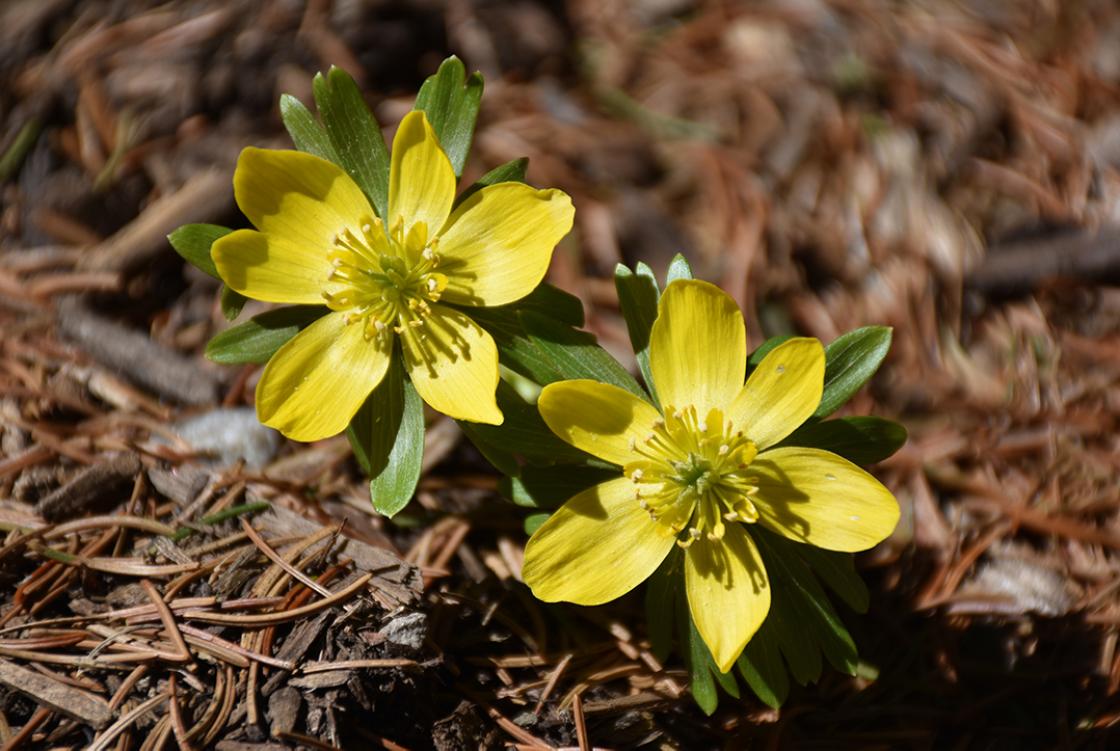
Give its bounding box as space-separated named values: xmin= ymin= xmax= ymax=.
xmin=522 ymin=280 xmax=899 ymax=672
xmin=213 ymin=111 xmax=574 ymax=441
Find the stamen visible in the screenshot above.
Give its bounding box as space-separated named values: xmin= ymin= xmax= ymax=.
xmin=630 ymin=402 xmax=762 ymax=548
xmin=322 ymin=215 xmax=448 ymax=338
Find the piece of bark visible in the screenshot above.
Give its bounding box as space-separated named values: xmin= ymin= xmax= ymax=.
xmin=77 ymin=169 xmax=231 ymax=273
xmin=0 ymin=658 xmax=112 ymax=729
xmin=967 ymin=227 xmax=1120 ymax=295
xmin=57 ymin=297 xmax=219 ymax=405
xmin=260 ymin=612 xmax=331 ymax=697
xmin=147 ymin=464 xmax=211 ymax=505
xmin=267 ymin=687 xmax=302 ymax=737
xmin=288 ymin=671 xmax=352 ymax=690
xmin=12 ymin=464 xmax=75 ymax=502
xmin=35 ymin=452 xmax=140 ymax=521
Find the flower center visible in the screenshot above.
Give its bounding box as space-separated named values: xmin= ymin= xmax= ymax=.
xmin=624 ymin=405 xmax=760 ymax=546
xmin=321 ymin=215 xmax=447 ymax=341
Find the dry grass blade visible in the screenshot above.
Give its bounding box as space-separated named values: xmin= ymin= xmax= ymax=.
xmin=240 ymin=518 xmax=333 ymax=598
xmin=179 ymin=573 xmax=372 ymax=625
xmin=86 ymin=692 xmax=169 ymax=751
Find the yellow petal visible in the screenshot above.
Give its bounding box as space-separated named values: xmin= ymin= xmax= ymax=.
xmin=649 ymin=279 xmax=746 ymax=415
xmin=750 ymin=447 xmax=900 ymax=552
xmin=401 ymin=305 xmax=502 ymax=424
xmin=231 ymin=145 xmax=372 ymax=259
xmin=730 ymin=338 xmax=824 ymax=450
xmin=436 ymin=183 xmax=574 ymax=306
xmin=684 ymin=524 xmax=770 ymax=673
xmin=537 ymin=380 xmax=662 ymax=467
xmin=255 ymin=312 xmax=391 ymax=442
xmin=213 ymin=229 xmax=330 ymax=304
xmin=522 ymin=477 xmax=677 ymax=605
xmin=388 ymin=111 xmax=456 ymax=241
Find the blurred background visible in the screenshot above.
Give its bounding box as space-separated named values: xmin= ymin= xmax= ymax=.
xmin=3 ymin=0 xmax=1120 ymax=747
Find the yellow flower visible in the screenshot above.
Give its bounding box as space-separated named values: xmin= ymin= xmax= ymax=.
xmin=213 ymin=111 xmax=574 ymax=441
xmin=522 ymin=279 xmax=899 ymax=672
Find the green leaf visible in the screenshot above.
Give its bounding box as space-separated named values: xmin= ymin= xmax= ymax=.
xmin=414 ymin=56 xmax=484 ymax=177
xmin=614 ymin=262 xmax=660 ymax=405
xmin=220 ymin=286 xmax=247 ymax=321
xmin=458 ymin=420 xmax=520 ymax=477
xmin=747 ymin=335 xmax=793 ymax=370
xmin=468 ymin=288 xmax=595 ymax=391
xmin=168 ymin=224 xmax=229 ymax=279
xmin=770 ymin=541 xmax=860 ymax=676
xmin=816 ymin=326 xmax=893 ymax=417
xmin=755 ymin=530 xmax=860 ymax=682
xmin=520 ymin=311 xmax=647 ymax=398
xmin=501 ymin=464 xmax=618 ymax=509
xmin=476 ymin=320 xmax=561 ymax=386
xmin=683 ymin=609 xmax=737 ymax=713
xmin=205 ymin=306 xmax=326 ymax=365
xmin=673 ymin=553 xmax=740 ymax=714
xmin=461 ymin=380 xmax=592 ymax=468
xmin=524 ymin=512 xmax=550 ymax=535
xmin=457 ymin=157 xmax=528 ymax=205
xmin=736 ymin=535 xmax=869 ymax=707
xmin=279 ymin=94 xmax=341 ymax=163
xmin=509 ymin=283 xmax=584 ymax=328
xmin=313 ymin=67 xmax=391 ymax=219
xmin=167 ymin=223 xmax=248 ymax=321
xmin=683 ymin=612 xmax=719 ymax=714
xmin=465 ymin=285 xmax=584 ymax=354
xmin=665 ymin=253 xmax=694 ymax=285
xmin=794 ymin=546 xmax=869 ymax=613
xmin=779 ymin=416 xmax=907 ymax=465
xmin=765 ymin=579 xmax=822 ymax=686
xmin=737 ymin=627 xmax=790 ymax=709
xmin=347 ymin=358 xmax=424 ymax=518
xmin=645 ymin=550 xmax=680 ymax=661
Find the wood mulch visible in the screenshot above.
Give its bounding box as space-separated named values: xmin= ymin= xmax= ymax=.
xmin=2 ymin=0 xmax=1120 ymax=747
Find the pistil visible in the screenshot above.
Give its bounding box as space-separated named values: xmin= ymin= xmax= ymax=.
xmin=321 ymin=215 xmax=448 ymax=342
xmin=624 ymin=405 xmax=760 ymax=545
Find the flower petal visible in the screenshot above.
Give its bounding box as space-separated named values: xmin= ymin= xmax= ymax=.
xmin=401 ymin=305 xmax=502 ymax=424
xmin=231 ymin=145 xmax=372 ymax=256
xmin=685 ymin=524 xmax=770 ymax=673
xmin=750 ymin=447 xmax=900 ymax=552
xmin=538 ymin=380 xmax=662 ymax=466
xmin=649 ymin=279 xmax=746 ymax=415
xmin=213 ymin=229 xmax=330 ymax=304
xmin=388 ymin=111 xmax=456 ymax=240
xmin=522 ymin=477 xmax=677 ymax=605
xmin=255 ymin=312 xmax=391 ymax=442
xmin=730 ymin=338 xmax=825 ymax=450
xmin=436 ymin=183 xmax=574 ymax=306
